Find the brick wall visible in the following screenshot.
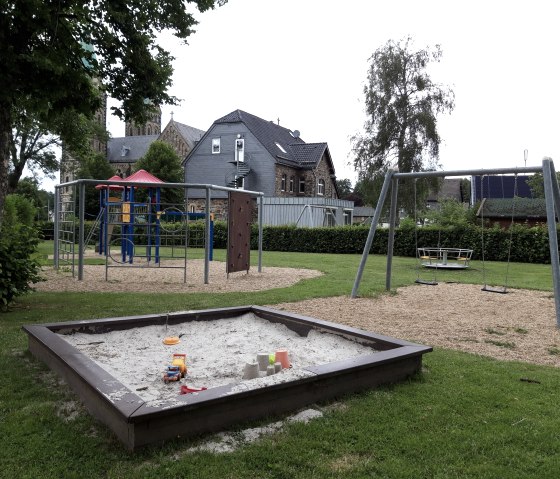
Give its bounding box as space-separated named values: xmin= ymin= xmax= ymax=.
xmin=273 ymin=155 xmax=338 ymax=199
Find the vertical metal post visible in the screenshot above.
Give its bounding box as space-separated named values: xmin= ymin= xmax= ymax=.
xmin=548 ymin=161 xmax=560 ymax=216
xmin=385 ymin=178 xmax=399 ymax=290
xmin=54 ymin=187 xmax=60 ymax=270
xmin=542 ymin=158 xmax=560 ymax=327
xmin=78 ymin=181 xmax=85 ymax=281
xmin=258 ymin=195 xmax=263 ymax=273
xmin=351 ymin=170 xmax=395 ymax=298
xmin=184 ymin=188 xmax=189 ymax=283
xmin=204 ymin=187 xmax=211 ymax=284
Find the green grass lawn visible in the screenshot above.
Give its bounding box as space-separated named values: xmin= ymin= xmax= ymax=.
xmin=1 ymin=244 xmax=559 ymax=478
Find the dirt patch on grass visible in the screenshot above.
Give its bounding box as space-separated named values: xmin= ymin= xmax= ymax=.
xmin=35 ymin=259 xmax=322 ymax=293
xmin=274 ymin=283 xmax=560 ymax=368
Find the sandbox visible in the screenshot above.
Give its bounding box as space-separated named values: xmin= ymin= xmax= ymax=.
xmin=23 ymin=306 xmax=432 ymax=450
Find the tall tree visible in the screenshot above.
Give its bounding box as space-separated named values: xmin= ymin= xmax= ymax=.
xmin=134 ymin=141 xmax=184 ymax=204
xmin=14 ymin=177 xmax=55 ymax=220
xmin=0 ymin=0 xmax=226 ymax=226
xmin=352 ymin=36 xmax=454 ymax=213
xmin=8 ymin=109 xmax=59 ymax=192
xmin=335 ymin=178 xmax=353 ymax=199
xmin=8 ymin=105 xmax=105 ymax=192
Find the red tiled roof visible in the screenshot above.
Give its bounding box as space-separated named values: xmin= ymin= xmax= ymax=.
xmin=124 ymin=169 xmax=164 ymax=184
xmin=95 ymin=175 xmax=124 ymax=190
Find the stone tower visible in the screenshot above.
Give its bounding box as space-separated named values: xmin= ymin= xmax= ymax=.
xmin=60 ymin=85 xmax=107 ymax=185
xmin=125 ymin=105 xmax=162 ymax=137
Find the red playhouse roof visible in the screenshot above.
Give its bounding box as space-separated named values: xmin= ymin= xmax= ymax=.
xmin=95 ymin=175 xmax=125 ymax=190
xmin=123 ymin=169 xmax=164 ymax=185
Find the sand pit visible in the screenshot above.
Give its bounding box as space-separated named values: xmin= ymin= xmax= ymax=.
xmin=59 ymin=312 xmax=377 ymax=407
xmin=25 ymin=306 xmax=429 ymax=449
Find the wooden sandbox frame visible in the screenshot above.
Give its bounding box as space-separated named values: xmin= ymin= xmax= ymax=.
xmin=23 ymin=306 xmax=432 ymax=450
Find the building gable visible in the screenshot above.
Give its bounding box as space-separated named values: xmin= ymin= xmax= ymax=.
xmin=159 ymin=119 xmax=204 ymax=159
xmin=183 ymin=109 xmax=340 ymax=200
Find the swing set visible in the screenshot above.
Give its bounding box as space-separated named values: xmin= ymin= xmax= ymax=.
xmin=351 ymin=159 xmax=560 ymax=328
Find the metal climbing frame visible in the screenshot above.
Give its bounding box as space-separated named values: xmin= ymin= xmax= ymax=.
xmin=54 ymin=178 xmax=265 ymax=285
xmin=351 ymin=159 xmax=560 ymax=328
xmin=53 ymin=183 xmax=77 ymax=275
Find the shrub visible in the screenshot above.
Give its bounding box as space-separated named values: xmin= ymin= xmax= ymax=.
xmin=1 ymin=195 xmax=42 ymax=310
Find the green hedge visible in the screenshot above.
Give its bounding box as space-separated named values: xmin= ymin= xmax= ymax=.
xmin=248 ymin=224 xmax=556 ymax=264
xmin=39 ymin=220 xmax=558 ymax=264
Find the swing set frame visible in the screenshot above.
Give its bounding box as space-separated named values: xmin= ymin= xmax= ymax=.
xmin=351 ymin=158 xmax=560 ymax=328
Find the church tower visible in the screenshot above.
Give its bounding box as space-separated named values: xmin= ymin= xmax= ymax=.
xmin=60 ymin=85 xmax=107 ymax=186
xmin=125 ymin=105 xmax=162 ymax=136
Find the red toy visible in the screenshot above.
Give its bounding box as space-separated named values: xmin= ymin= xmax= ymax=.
xmin=180 ymin=385 xmax=207 ymax=395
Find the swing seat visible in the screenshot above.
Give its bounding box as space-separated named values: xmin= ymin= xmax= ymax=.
xmin=415 ymin=279 xmax=438 ymax=286
xmin=481 ymin=285 xmax=508 ymax=294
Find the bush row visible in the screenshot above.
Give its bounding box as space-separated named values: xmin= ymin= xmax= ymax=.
xmin=37 ymin=221 xmax=557 ymax=264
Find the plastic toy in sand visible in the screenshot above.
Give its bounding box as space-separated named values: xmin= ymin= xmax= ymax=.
xmin=163 ymin=366 xmax=182 ymax=383
xmin=171 ymin=353 xmax=187 ymax=376
xmin=163 ymin=354 xmax=187 ymax=383
xmin=163 ymin=334 xmax=184 ymax=345
xmin=180 ymin=385 xmax=207 ymax=395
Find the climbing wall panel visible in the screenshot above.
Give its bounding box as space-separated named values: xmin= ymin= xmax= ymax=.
xmin=227 ymin=191 xmax=252 ymax=274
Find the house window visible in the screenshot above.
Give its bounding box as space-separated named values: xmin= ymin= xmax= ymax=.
xmin=324 ymin=209 xmax=336 ymax=227
xmin=289 ymin=177 xmax=294 ymax=193
xmin=343 ymin=209 xmax=352 ymax=225
xmin=190 ymin=205 xmax=195 ymax=213
xmin=317 ymin=179 xmax=325 ymax=196
xmin=212 ymin=138 xmax=220 ymax=154
xmin=281 ymin=174 xmax=287 ymax=192
xmin=299 ymin=177 xmax=306 ymax=194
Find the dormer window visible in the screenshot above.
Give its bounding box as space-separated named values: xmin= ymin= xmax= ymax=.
xmin=275 ymin=142 xmax=287 ymax=154
xmin=212 ymin=138 xmax=220 ymax=154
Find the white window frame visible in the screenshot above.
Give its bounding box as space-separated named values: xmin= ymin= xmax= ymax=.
xmin=289 ymin=177 xmax=294 ymax=193
xmin=299 ymin=177 xmax=306 ymax=194
xmin=317 ymin=179 xmax=325 ymax=196
xmin=212 ymin=138 xmax=220 ymax=154
xmin=343 ymin=209 xmax=352 ymax=225
xmin=281 ymin=174 xmax=287 ymax=192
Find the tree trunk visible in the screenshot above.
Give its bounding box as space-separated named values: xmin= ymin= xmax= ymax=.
xmin=8 ymin=155 xmax=27 ymax=192
xmin=0 ymin=102 xmax=12 ymax=227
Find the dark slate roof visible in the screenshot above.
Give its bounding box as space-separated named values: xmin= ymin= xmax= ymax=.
xmin=107 ymin=135 xmax=159 ymax=163
xmin=174 ymin=121 xmax=205 ymax=146
xmin=291 ymin=143 xmax=328 ymax=167
xmin=214 ymin=109 xmax=317 ymax=168
xmin=472 ymin=175 xmax=533 ymax=201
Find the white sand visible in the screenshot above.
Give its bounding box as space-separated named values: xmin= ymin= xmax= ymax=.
xmin=59 ymin=312 xmax=376 ymax=407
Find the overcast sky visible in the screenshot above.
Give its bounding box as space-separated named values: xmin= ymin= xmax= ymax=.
xmin=57 ymin=0 xmax=560 ymax=190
